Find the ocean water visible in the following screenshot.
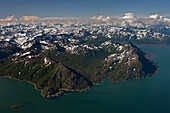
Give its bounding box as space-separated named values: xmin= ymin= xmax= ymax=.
xmin=0 ymin=45 xmax=170 ymax=113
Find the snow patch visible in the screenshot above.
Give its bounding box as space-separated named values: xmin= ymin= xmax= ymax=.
xmin=21 ymin=51 xmax=30 ymax=56
xmin=44 ymin=58 xmax=48 ymax=64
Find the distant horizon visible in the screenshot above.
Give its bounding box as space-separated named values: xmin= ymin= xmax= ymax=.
xmin=1 ymin=12 xmax=170 ymax=19
xmin=0 ymin=0 xmax=170 ymax=18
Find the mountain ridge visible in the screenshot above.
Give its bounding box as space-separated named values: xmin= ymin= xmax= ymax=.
xmin=0 ymin=38 xmax=158 ymax=97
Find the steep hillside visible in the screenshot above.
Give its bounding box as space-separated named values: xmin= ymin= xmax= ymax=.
xmin=0 ymin=39 xmax=158 ymax=97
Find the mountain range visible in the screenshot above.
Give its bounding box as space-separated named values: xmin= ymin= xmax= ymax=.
xmin=0 ymin=34 xmax=158 ymax=97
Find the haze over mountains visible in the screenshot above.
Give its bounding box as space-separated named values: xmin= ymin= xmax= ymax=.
xmin=91 ymin=13 xmax=170 ymax=27
xmin=0 ymin=13 xmax=170 ymax=28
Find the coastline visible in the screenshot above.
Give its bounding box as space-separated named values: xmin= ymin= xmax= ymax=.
xmin=136 ymin=43 xmax=170 ymax=47
xmin=0 ymin=62 xmax=159 ymax=98
xmin=0 ymin=75 xmax=91 ymax=98
xmin=1 ymin=76 xmax=40 ymax=91
xmin=0 ymin=43 xmax=160 ymax=98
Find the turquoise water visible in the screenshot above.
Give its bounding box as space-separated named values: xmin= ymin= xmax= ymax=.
xmin=0 ymin=45 xmax=170 ymax=113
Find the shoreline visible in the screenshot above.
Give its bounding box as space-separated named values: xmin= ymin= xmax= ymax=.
xmin=1 ymin=76 xmax=40 ymax=91
xmin=0 ymin=76 xmax=91 ymax=98
xmin=0 ymin=43 xmax=160 ymax=98
xmin=116 ymin=40 xmax=170 ymax=47
xmin=0 ymin=64 xmax=159 ymax=98
xmin=136 ymin=43 xmax=170 ymax=47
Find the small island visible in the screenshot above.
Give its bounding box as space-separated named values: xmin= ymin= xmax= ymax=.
xmin=11 ymin=104 xmax=23 ymax=109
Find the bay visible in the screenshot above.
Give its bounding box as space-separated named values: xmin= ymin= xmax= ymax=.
xmin=0 ymin=45 xmax=170 ymax=113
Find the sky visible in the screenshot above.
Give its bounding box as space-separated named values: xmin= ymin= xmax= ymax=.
xmin=0 ymin=0 xmax=170 ymax=18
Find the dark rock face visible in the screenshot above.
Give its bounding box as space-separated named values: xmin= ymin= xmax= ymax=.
xmin=0 ymin=41 xmax=22 ymax=59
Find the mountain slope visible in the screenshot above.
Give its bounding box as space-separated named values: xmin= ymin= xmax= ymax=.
xmin=0 ymin=49 xmax=92 ymax=97
xmin=0 ymin=40 xmax=158 ymax=97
